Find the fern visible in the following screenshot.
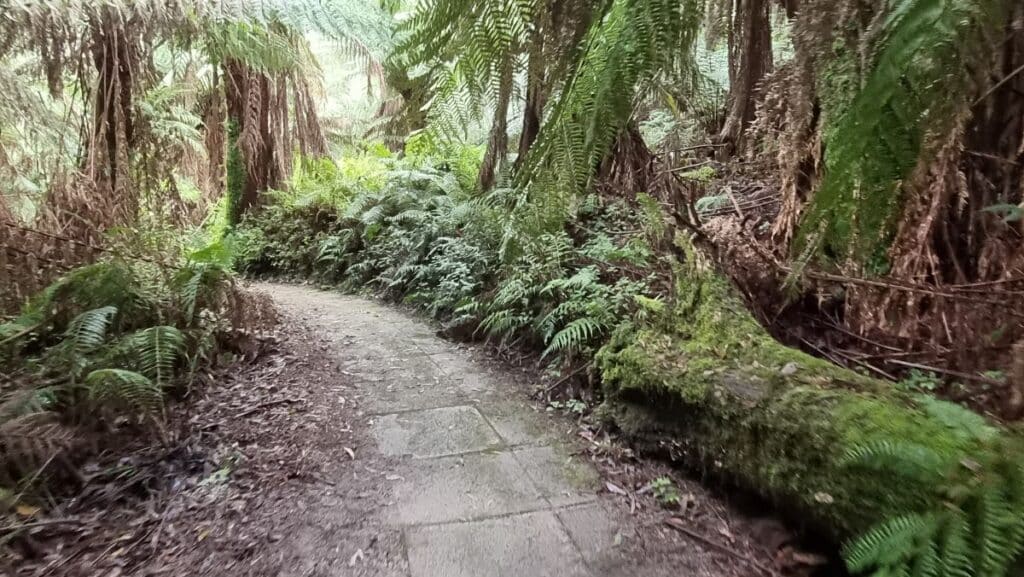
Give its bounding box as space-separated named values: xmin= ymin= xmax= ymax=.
xmin=542 ymin=317 xmax=607 ymax=358
xmin=797 ymin=0 xmax=1013 ymax=262
xmin=83 ymin=369 xmax=163 ymax=414
xmin=843 ymin=438 xmax=1024 ymax=577
xmin=121 ymin=326 xmax=185 ymax=387
xmin=63 ymin=306 xmax=118 ymax=356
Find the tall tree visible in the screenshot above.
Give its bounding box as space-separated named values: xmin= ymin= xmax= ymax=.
xmin=717 ymin=0 xmax=772 ymax=153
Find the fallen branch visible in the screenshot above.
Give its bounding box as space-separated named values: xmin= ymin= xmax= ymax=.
xmin=534 ymin=363 xmax=591 ymax=398
xmin=663 ymin=517 xmax=779 ymax=577
xmin=884 ymin=359 xmax=1005 ymax=387
xmin=0 ymin=518 xmax=84 ymax=534
xmin=232 ymin=398 xmax=304 ymax=419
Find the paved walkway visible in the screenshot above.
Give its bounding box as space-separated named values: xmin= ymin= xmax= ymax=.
xmin=261 ymin=284 xmax=718 ymax=577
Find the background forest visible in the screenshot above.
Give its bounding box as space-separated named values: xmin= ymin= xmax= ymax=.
xmin=1 ymin=0 xmax=1023 ymax=576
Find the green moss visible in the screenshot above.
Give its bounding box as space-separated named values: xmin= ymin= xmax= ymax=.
xmin=595 ymin=253 xmax=1008 ymax=540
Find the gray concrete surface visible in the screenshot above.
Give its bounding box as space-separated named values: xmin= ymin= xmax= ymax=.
xmin=259 ymin=284 xmax=656 ymax=577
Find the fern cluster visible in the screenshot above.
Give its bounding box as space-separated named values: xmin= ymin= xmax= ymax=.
xmin=843 ymin=400 xmax=1024 ymax=577
xmin=0 ymin=242 xmax=250 ymax=493
xmin=234 ymin=144 xmax=665 ymax=368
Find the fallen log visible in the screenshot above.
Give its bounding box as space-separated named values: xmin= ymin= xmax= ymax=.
xmin=595 ymin=252 xmax=1017 ymax=541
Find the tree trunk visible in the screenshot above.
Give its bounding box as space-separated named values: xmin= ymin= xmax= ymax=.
xmin=717 ymin=0 xmax=772 ymax=154
xmin=596 ymin=251 xmax=1012 ymax=541
xmin=477 ymin=60 xmax=514 ymax=192
xmin=223 ymin=60 xmax=281 ymax=224
xmin=515 ymin=10 xmax=549 ymax=168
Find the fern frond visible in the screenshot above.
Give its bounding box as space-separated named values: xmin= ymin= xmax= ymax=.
xmin=542 ymin=316 xmax=606 ymax=358
xmin=122 ymin=326 xmax=185 ymax=387
xmin=63 ymin=306 xmax=118 ymax=355
xmin=843 ymin=513 xmax=938 ymax=574
xmin=83 ymin=369 xmax=163 ymax=414
xmin=841 ymin=440 xmax=949 ymax=483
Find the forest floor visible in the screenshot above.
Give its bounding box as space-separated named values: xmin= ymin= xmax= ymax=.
xmin=10 ymin=284 xmax=823 ymax=577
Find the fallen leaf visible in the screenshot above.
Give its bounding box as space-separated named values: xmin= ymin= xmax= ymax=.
xmin=717 ymin=525 xmax=735 ymax=543
xmin=15 ymin=504 xmax=40 ymax=517
xmin=605 ymin=482 xmax=627 ymax=496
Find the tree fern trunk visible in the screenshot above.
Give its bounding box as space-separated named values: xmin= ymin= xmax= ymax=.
xmin=477 ymin=59 xmax=514 ymax=191
xmin=516 ymin=9 xmax=549 ymax=168
xmin=223 ymin=60 xmax=280 ymax=221
xmin=718 ymin=0 xmax=772 ymax=154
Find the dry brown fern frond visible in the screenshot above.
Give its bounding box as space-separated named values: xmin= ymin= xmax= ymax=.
xmin=0 ymin=412 xmax=80 ymax=483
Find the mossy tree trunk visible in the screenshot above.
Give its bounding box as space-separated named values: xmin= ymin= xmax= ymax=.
xmin=595 ymin=247 xmax=1010 ymax=540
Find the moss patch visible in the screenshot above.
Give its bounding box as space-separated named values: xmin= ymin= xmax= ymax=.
xmin=596 ymin=252 xmax=1007 ymax=540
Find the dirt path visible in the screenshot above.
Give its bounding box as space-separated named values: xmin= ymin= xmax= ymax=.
xmin=249 ymin=283 xmax=746 ymax=577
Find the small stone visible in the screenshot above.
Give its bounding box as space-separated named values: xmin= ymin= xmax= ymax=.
xmin=780 ymin=362 xmax=800 ymax=376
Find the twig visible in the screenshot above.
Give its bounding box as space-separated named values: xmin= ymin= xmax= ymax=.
xmin=0 ymin=322 xmax=42 ymax=346
xmin=724 ymin=186 xmax=744 ymax=219
xmin=884 ymin=360 xmax=1005 ymax=387
xmin=663 ymin=517 xmax=780 ymax=577
xmin=972 ymin=62 xmax=1024 ymax=106
xmin=659 ymin=143 xmax=729 ymax=155
xmin=664 ymin=160 xmax=711 ymax=174
xmin=0 ymin=518 xmax=83 ymax=534
xmin=534 ymin=364 xmax=591 ymax=398
xmin=232 ymin=398 xmax=304 ymax=419
xmin=790 ymin=267 xmax=1024 ymax=315
xmin=965 ymin=150 xmax=1020 ymax=166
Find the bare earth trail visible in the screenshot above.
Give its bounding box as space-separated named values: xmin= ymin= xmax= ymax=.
xmin=256 ymin=283 xmax=739 ymax=577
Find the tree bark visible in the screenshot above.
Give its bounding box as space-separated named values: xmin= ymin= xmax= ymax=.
xmin=223 ymin=60 xmax=281 ymax=223
xmin=476 ymin=59 xmax=514 ymax=191
xmin=717 ymin=0 xmax=772 ymax=154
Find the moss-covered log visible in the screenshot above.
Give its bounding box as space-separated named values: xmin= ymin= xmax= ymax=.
xmin=595 ymin=252 xmax=1014 ymax=541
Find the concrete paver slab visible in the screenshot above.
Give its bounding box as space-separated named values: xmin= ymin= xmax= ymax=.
xmin=384 ymin=451 xmax=547 ymax=525
xmin=371 ymin=405 xmax=503 ymax=458
xmin=405 ymin=510 xmax=590 ymax=577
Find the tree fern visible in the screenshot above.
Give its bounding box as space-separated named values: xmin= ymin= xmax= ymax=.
xmin=797 ymin=0 xmax=1012 ymax=262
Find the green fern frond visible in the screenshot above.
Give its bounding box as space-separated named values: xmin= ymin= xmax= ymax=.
xmin=843 ymin=513 xmax=939 ymax=574
xmin=841 ymin=440 xmax=949 ymax=483
xmin=63 ymin=306 xmax=118 ymax=355
xmin=122 ymin=326 xmax=185 ymax=387
xmin=83 ymin=369 xmax=163 ymax=414
xmin=542 ymin=316 xmax=606 ymax=358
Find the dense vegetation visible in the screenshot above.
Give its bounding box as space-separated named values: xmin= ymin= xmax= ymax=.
xmin=2 ymin=0 xmax=1023 ymax=575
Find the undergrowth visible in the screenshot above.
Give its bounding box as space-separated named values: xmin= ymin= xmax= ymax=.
xmin=233 ymin=145 xmax=668 ymax=373
xmin=234 ymin=144 xmax=1024 ymax=577
xmin=0 ymin=239 xmax=271 ymax=517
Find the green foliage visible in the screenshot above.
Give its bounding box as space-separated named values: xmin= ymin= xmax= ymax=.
xmin=0 ymin=248 xmax=250 ymax=494
xmin=84 ymin=369 xmax=163 ymax=414
xmin=843 ymin=422 xmax=1024 ymax=577
xmin=651 ymin=476 xmax=681 ymax=508
xmin=798 ymin=0 xmax=1012 ymax=262
xmin=517 ymin=0 xmax=702 ymax=200
xmin=234 ymin=151 xmax=662 ymax=370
